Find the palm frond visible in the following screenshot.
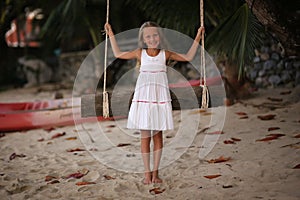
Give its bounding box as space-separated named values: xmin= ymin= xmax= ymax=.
xmin=206 ymin=3 xmax=263 ymax=78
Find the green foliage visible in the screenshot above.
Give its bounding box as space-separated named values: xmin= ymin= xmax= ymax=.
xmin=206 ymin=3 xmax=263 ymax=78
xmin=40 ymin=0 xmax=104 ymax=47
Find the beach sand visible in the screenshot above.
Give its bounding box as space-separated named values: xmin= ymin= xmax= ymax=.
xmin=0 ymin=85 xmax=299 ymax=200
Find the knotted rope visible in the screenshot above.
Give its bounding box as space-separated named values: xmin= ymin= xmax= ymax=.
xmin=200 ymin=0 xmax=209 ymax=109
xmin=102 ymin=0 xmax=110 ymax=118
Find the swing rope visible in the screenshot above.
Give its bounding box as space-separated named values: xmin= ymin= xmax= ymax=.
xmin=200 ymin=0 xmax=209 ymax=109
xmin=102 ymin=0 xmax=110 ymax=118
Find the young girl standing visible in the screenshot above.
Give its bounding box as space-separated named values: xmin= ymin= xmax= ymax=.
xmin=105 ymin=22 xmax=204 ymax=184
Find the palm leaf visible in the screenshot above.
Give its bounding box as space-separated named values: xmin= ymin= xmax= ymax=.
xmin=206 ymin=3 xmax=263 ymax=78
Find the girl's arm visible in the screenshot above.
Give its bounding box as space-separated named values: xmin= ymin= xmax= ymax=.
xmin=104 ymin=23 xmax=140 ymax=60
xmin=166 ymin=27 xmax=205 ymax=62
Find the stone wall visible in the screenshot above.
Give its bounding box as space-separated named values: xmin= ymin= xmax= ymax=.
xmin=246 ymin=38 xmax=300 ymax=88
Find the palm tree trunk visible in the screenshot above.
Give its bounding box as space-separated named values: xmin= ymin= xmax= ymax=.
xmin=245 ymin=0 xmax=298 ymax=56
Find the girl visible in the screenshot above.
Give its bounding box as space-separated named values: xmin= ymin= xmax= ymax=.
xmin=105 ymin=22 xmax=204 ymax=184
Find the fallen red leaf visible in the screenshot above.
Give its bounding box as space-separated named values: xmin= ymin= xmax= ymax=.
xmin=64 ymin=172 xmax=85 ymax=179
xmin=239 ymin=116 xmax=249 ymax=119
xmin=204 ymin=174 xmax=221 ymax=179
xmin=117 ymin=143 xmax=131 ymax=147
xmin=65 ymin=137 xmax=77 ymax=140
xmin=104 ymin=175 xmax=115 ymax=180
xmin=231 ymin=137 xmax=241 ymax=142
xmin=267 ymin=97 xmax=283 ymax=102
xmin=207 ymin=156 xmax=231 ymax=163
xmin=45 ymin=175 xmax=58 ymax=182
xmin=76 ymin=181 xmax=96 ymax=186
xmin=9 ymin=153 xmax=26 ymax=160
xmin=223 ymin=185 xmax=233 ymax=188
xmin=256 ymin=136 xmax=278 ymax=142
xmin=280 ymin=142 xmax=300 ymax=148
xmin=280 ymin=91 xmax=291 ymax=95
xmin=268 ymin=127 xmax=280 ymax=131
xmin=51 ymin=132 xmax=66 ymax=139
xmin=208 ymin=131 xmax=224 ymax=135
xmin=267 ymin=133 xmax=285 ymax=137
xmin=67 ymin=148 xmax=85 ymax=152
xmin=294 ymin=134 xmax=300 ymax=138
xmin=235 ymin=112 xmax=247 ymax=116
xmin=256 ymin=134 xmax=284 ymax=142
xmin=47 ymin=180 xmax=60 ymax=184
xmin=224 ymin=140 xmax=235 ymax=144
xmin=257 ymin=114 xmax=276 ymax=120
xmin=149 ymin=187 xmax=166 ymax=195
xmin=37 ymin=138 xmax=45 ymax=142
xmin=293 ymin=164 xmax=300 ymax=169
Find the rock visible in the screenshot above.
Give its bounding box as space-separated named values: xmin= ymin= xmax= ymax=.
xmin=285 ymin=61 xmax=293 ymax=70
xmin=263 ymin=60 xmax=276 ymax=70
xmin=255 ymin=77 xmax=263 ymax=87
xmin=267 ymin=70 xmax=276 ymax=76
xmin=261 ymin=46 xmax=270 ymax=54
xmin=249 ymin=70 xmax=258 ymax=80
xmin=253 ymin=56 xmax=260 ymax=63
xmin=276 ymin=60 xmax=284 ymax=70
xmin=271 ymin=52 xmax=280 ymax=61
xmin=260 ymin=53 xmax=270 ymax=61
xmin=254 ymin=63 xmax=262 ymax=70
xmin=258 ymin=69 xmax=266 ymax=77
xmin=280 ymin=70 xmax=292 ymax=83
xmin=268 ymin=75 xmax=281 ymax=86
xmin=255 ymin=77 xmax=268 ymax=87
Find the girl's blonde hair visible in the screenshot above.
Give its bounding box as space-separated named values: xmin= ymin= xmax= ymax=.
xmin=138 ymin=21 xmax=169 ymax=50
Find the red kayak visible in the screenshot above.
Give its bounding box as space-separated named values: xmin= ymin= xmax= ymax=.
xmin=0 ymin=98 xmax=79 ymax=113
xmin=0 ymin=106 xmax=118 ymax=132
xmin=0 ymin=98 xmax=123 ymax=132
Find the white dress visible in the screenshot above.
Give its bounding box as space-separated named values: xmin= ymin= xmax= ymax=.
xmin=127 ymin=49 xmax=174 ymax=131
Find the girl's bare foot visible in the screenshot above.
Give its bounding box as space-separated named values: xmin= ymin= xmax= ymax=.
xmin=143 ymin=172 xmax=152 ymax=185
xmin=152 ymin=170 xmax=162 ymax=183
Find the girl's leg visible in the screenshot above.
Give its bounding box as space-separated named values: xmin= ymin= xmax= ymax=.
xmin=141 ymin=130 xmax=151 ymax=184
xmin=152 ymin=130 xmax=163 ymax=183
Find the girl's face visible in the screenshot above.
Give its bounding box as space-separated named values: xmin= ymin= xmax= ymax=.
xmin=142 ymin=27 xmax=160 ymax=49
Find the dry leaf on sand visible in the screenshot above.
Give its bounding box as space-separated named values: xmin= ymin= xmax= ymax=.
xmin=51 ymin=132 xmax=66 ymax=139
xmin=206 ymin=156 xmax=231 ymax=163
xmin=257 ymin=114 xmax=276 ymax=120
xmin=149 ymin=187 xmax=166 ymax=195
xmin=76 ymin=181 xmax=96 ymax=186
xmin=204 ymin=174 xmax=221 ymax=179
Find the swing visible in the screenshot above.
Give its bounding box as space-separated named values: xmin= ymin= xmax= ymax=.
xmin=81 ymin=0 xmax=210 ymax=118
xmin=102 ymin=0 xmax=110 ymax=118
xmin=199 ymin=0 xmax=209 ymax=109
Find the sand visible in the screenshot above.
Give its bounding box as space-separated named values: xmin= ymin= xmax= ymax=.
xmin=0 ymin=85 xmax=299 ymax=200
